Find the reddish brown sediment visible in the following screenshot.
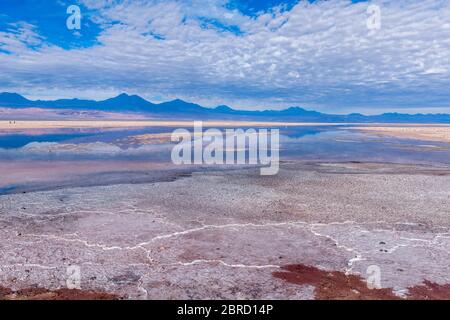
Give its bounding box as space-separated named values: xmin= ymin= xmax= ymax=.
xmin=406 ymin=281 xmax=450 ymax=300
xmin=0 ymin=286 xmax=119 ymax=300
xmin=273 ymin=264 xmax=450 ymax=300
xmin=273 ymin=264 xmax=400 ymax=300
xmin=0 ymin=286 xmax=13 ymax=297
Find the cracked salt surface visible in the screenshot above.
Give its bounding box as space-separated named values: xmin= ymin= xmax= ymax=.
xmin=0 ymin=161 xmax=449 ymax=299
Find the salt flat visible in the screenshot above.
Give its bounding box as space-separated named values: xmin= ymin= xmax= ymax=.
xmin=0 ymin=161 xmax=449 ymax=299
xmin=358 ymin=125 xmax=450 ymax=142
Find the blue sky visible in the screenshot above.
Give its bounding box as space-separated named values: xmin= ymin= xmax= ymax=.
xmin=1 ymin=0 xmax=450 ymax=114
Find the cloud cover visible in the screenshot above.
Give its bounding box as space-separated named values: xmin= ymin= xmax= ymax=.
xmin=0 ymin=0 xmax=450 ymax=113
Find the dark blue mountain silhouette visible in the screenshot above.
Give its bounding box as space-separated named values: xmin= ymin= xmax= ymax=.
xmin=0 ymin=92 xmax=449 ymax=123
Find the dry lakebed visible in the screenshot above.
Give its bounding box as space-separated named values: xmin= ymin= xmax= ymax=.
xmin=0 ymin=160 xmax=449 ymax=299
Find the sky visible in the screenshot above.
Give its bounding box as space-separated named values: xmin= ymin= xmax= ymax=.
xmin=0 ymin=0 xmax=449 ymax=114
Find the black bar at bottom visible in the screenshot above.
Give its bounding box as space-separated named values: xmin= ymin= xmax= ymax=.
xmin=0 ymin=300 xmax=446 ymax=319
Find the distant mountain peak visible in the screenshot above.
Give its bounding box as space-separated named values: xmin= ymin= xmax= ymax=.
xmin=166 ymin=98 xmax=193 ymax=105
xmin=285 ymin=106 xmax=307 ymax=111
xmin=0 ymin=92 xmax=22 ymax=96
xmin=215 ymin=105 xmax=234 ymax=112
xmin=111 ymin=93 xmax=144 ymax=100
xmin=0 ymin=92 xmax=27 ymax=99
xmin=156 ymin=99 xmax=206 ymax=113
xmin=98 ymin=93 xmax=154 ymax=111
xmin=0 ymin=92 xmax=30 ymax=104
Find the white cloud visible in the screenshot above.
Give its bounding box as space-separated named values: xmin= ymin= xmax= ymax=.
xmin=1 ymin=0 xmax=450 ymax=113
xmin=0 ymin=21 xmax=45 ymax=52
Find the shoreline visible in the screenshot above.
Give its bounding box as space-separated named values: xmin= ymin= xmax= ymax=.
xmin=0 ymin=120 xmax=450 ymax=130
xmin=0 ymin=120 xmax=350 ymax=130
xmin=356 ymin=126 xmax=450 ymax=142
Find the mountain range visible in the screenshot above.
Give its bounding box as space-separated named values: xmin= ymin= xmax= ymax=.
xmin=1 ymin=92 xmax=449 ymax=123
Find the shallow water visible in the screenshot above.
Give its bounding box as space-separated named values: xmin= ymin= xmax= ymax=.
xmin=1 ymin=125 xmax=448 ymax=163
xmin=0 ymin=132 xmax=96 ymax=149
xmin=0 ymin=125 xmax=449 ymax=194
